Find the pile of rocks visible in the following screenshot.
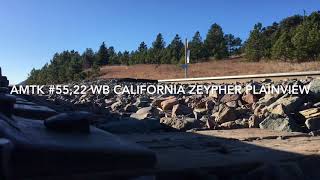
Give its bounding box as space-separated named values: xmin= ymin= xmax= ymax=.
xmin=39 ymin=77 xmax=320 ymax=134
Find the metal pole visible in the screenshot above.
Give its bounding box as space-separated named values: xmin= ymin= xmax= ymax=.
xmin=185 ymin=38 xmax=188 ymax=78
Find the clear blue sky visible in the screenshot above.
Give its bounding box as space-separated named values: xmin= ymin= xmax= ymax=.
xmin=0 ymin=0 xmax=319 ymax=84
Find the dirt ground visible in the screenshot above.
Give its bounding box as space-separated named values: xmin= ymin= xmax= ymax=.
xmin=99 ymin=58 xmax=320 ymax=80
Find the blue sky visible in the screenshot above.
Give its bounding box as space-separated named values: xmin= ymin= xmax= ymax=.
xmin=0 ymin=0 xmax=319 ymax=84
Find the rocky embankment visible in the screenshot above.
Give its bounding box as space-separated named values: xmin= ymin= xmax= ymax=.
xmin=34 ymin=78 xmax=320 ymax=135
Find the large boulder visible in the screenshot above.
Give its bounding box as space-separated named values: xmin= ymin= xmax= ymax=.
xmin=215 ymin=106 xmax=238 ymax=123
xmin=160 ymin=117 xmax=204 ymax=131
xmin=300 ymin=108 xmax=320 ymax=131
xmin=305 ymin=118 xmax=320 ymax=131
xmin=172 ymin=104 xmax=193 ymax=117
xmin=266 ymin=96 xmax=304 ymax=115
xmin=130 ymin=106 xmax=161 ymax=120
xmin=242 ymin=92 xmax=258 ymax=104
xmin=259 ymin=114 xmax=301 ymax=132
xmin=160 ymin=97 xmax=178 ymax=111
xmin=309 ymin=79 xmax=320 ymax=100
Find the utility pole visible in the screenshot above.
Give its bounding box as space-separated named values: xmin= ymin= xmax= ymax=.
xmin=184 ymin=38 xmax=189 ymax=78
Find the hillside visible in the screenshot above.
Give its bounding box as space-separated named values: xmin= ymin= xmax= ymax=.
xmin=99 ymin=58 xmax=320 ymax=80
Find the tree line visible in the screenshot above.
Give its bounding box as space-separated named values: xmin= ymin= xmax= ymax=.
xmin=245 ymin=11 xmax=320 ymax=61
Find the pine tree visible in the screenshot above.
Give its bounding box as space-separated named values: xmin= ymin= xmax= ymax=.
xmin=244 ymin=23 xmax=267 ymax=61
xmin=271 ymin=31 xmax=295 ymax=60
xmin=189 ymin=31 xmax=205 ymax=62
xmin=204 ymin=23 xmax=228 ymax=59
xmin=224 ymin=34 xmax=242 ymax=56
xmin=82 ymin=48 xmax=95 ymax=69
xmin=150 ymin=33 xmax=166 ymax=64
xmin=95 ymin=42 xmax=109 ymax=66
xmin=168 ymin=34 xmax=184 ymax=64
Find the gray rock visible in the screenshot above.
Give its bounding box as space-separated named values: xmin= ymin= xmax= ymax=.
xmin=215 ymin=106 xmax=238 ymax=123
xmin=111 ymin=101 xmax=122 ymax=111
xmin=309 ymin=79 xmax=320 ymax=100
xmin=130 ymin=106 xmax=160 ymax=120
xmin=266 ymin=96 xmax=304 ymax=114
xmin=248 ymin=115 xmax=263 ymax=128
xmin=134 ymin=97 xmax=151 ymax=108
xmin=305 ymin=117 xmax=320 ymax=131
xmin=259 ymin=114 xmax=301 ymax=132
xmin=123 ymin=104 xmax=138 ymax=113
xmin=172 ymin=104 xmax=193 ymax=117
xmin=160 ymin=117 xmax=204 ymax=131
xmin=193 ymin=108 xmax=207 ymax=120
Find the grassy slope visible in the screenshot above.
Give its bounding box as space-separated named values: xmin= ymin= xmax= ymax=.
xmin=99 ymin=58 xmax=320 ymax=80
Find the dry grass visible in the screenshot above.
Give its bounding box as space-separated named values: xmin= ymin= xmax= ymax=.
xmin=99 ymin=58 xmax=320 ymax=80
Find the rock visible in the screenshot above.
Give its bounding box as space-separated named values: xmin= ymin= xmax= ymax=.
xmin=235 ymin=119 xmax=249 ymax=128
xmin=205 ymin=100 xmax=215 ymax=111
xmin=44 ymin=111 xmax=92 ymax=133
xmin=266 ymin=96 xmax=304 ymax=114
xmin=208 ymin=89 xmax=219 ymax=98
xmin=215 ymin=106 xmax=238 ymax=123
xmin=257 ymin=93 xmax=281 ymax=106
xmin=134 ymin=97 xmax=150 ymax=108
xmin=305 ymin=118 xmax=320 ymax=131
xmin=313 ymin=102 xmax=320 ymax=107
xmin=130 ymin=106 xmax=160 ymax=120
xmin=248 ymin=115 xmax=263 ymax=128
xmin=111 ymin=101 xmax=122 ymax=111
xmin=220 ymin=121 xmax=242 ymax=129
xmin=226 ymin=101 xmax=238 ymax=108
xmin=160 ymin=117 xmax=204 ymax=131
xmin=206 ymin=116 xmax=216 ymax=129
xmin=161 ymin=97 xmax=178 ymax=111
xmin=242 ymin=93 xmax=258 ymax=104
xmin=193 ymin=108 xmax=207 ymax=120
xmin=259 ymin=114 xmax=301 ymax=132
xmin=104 ymin=99 xmax=114 ymax=106
xmin=172 ymin=104 xmax=193 ymax=117
xmin=299 ymin=108 xmax=320 ymax=119
xmin=220 ymin=94 xmax=240 ymax=103
xmin=271 ymin=104 xmax=286 ymax=116
xmin=309 ymin=79 xmax=320 ymax=100
xmin=152 ymin=96 xmax=175 ymax=107
xmin=123 ymin=104 xmax=138 ymax=112
xmin=99 ymin=119 xmax=163 ymax=133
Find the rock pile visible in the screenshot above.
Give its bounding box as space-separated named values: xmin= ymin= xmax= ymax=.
xmin=38 ymin=78 xmax=320 ymax=134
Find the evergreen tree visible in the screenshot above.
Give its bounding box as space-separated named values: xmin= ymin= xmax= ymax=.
xmin=204 ymin=23 xmax=228 ymax=59
xmin=189 ymin=31 xmax=205 ymax=62
xmin=168 ymin=34 xmax=184 ymax=64
xmin=271 ymin=31 xmax=295 ymax=60
xmin=150 ymin=33 xmax=166 ymax=64
xmin=244 ymin=23 xmax=267 ymax=61
xmin=82 ymin=48 xmax=95 ymax=69
xmin=224 ymin=34 xmax=242 ymax=56
xmin=95 ymin=42 xmax=109 ymax=66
